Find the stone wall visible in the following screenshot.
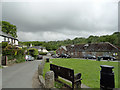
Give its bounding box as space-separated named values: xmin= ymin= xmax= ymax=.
xmin=38 ymin=58 xmax=54 ymax=88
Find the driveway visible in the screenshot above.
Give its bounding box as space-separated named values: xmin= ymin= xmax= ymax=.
xmin=2 ymin=60 xmax=42 ymax=88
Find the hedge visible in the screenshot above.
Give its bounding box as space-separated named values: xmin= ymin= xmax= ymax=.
xmin=39 ymin=52 xmax=47 ymax=55
xmin=27 ymin=48 xmax=39 ymax=58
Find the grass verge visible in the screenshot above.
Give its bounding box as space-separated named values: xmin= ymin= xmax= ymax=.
xmin=43 ymin=58 xmax=118 ymax=88
xmin=0 ymin=65 xmax=2 ymax=68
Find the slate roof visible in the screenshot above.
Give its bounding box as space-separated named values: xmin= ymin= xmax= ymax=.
xmin=61 ymin=46 xmax=67 ymax=51
xmin=0 ymin=30 xmax=18 ymax=40
xmin=28 ymin=46 xmax=45 ymax=49
xmin=66 ymin=42 xmax=120 ymax=52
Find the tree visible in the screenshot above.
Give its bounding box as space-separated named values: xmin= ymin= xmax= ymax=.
xmin=2 ymin=21 xmax=17 ymax=38
xmin=2 ymin=42 xmax=8 ymax=48
xmin=27 ymin=48 xmax=39 ymax=58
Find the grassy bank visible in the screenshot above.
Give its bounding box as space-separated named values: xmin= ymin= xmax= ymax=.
xmin=43 ymin=58 xmax=118 ymax=88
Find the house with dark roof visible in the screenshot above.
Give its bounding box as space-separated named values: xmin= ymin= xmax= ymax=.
xmin=56 ymin=46 xmax=68 ymax=55
xmin=0 ymin=30 xmax=19 ymax=45
xmin=28 ymin=45 xmax=48 ymax=53
xmin=56 ymin=42 xmax=120 ymax=58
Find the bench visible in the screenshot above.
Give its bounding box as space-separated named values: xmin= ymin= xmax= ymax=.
xmin=50 ymin=64 xmax=82 ymax=89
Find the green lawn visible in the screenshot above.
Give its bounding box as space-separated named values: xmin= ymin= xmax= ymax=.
xmin=43 ymin=58 xmax=119 ymax=88
xmin=0 ymin=65 xmax=2 ymax=68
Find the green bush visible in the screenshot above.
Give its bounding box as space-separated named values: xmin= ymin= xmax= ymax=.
xmin=2 ymin=42 xmax=8 ymax=48
xmin=15 ymin=58 xmax=25 ymax=63
xmin=0 ymin=43 xmax=2 ymax=48
xmin=2 ymin=47 xmax=25 ymax=63
xmin=39 ymin=52 xmax=47 ymax=55
xmin=14 ymin=53 xmax=25 ymax=63
xmin=7 ymin=55 xmax=15 ymax=60
xmin=2 ymin=49 xmax=14 ymax=55
xmin=27 ymin=48 xmax=39 ymax=58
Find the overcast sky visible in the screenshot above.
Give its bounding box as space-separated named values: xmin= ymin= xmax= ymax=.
xmin=2 ymin=0 xmax=119 ymax=41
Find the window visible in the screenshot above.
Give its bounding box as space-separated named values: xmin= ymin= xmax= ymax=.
xmin=71 ymin=52 xmax=73 ymax=55
xmin=62 ymin=51 xmax=64 ymax=54
xmin=75 ymin=52 xmax=77 ymax=56
xmin=4 ymin=37 xmax=6 ymax=41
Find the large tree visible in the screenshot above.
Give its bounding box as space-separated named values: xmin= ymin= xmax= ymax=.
xmin=2 ymin=21 xmax=17 ymax=38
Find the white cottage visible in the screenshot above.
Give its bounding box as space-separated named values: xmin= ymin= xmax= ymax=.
xmin=28 ymin=46 xmax=48 ymax=53
xmin=0 ymin=30 xmax=19 ymax=45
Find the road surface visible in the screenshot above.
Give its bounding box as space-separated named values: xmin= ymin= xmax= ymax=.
xmin=2 ymin=60 xmax=42 ymax=88
xmin=0 ymin=69 xmax=2 ymax=89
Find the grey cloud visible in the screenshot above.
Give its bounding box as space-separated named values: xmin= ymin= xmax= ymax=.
xmin=2 ymin=0 xmax=118 ymax=41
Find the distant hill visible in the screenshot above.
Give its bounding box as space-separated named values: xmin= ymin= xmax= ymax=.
xmin=19 ymin=32 xmax=120 ymax=51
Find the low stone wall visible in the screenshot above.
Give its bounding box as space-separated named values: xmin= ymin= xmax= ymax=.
xmin=45 ymin=71 xmax=54 ymax=88
xmin=38 ymin=58 xmax=54 ymax=88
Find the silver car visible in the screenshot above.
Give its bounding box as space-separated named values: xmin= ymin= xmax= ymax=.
xmin=25 ymin=55 xmax=34 ymax=61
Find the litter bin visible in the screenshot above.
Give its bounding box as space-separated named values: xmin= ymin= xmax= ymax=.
xmin=46 ymin=58 xmax=49 ymax=62
xmin=100 ymin=65 xmax=115 ymax=90
xmin=97 ymin=56 xmax=101 ymax=61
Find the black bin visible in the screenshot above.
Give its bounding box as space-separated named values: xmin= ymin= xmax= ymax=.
xmin=100 ymin=65 xmax=115 ymax=90
xmin=97 ymin=56 xmax=101 ymax=61
xmin=46 ymin=58 xmax=49 ymax=62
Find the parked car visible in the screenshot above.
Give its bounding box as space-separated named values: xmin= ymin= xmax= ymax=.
xmin=101 ymin=55 xmax=116 ymax=61
xmin=25 ymin=55 xmax=34 ymax=61
xmin=83 ymin=54 xmax=96 ymax=59
xmin=59 ymin=54 xmax=71 ymax=58
xmin=37 ymin=55 xmax=43 ymax=60
xmin=66 ymin=54 xmax=71 ymax=58
xmin=52 ymin=54 xmax=59 ymax=58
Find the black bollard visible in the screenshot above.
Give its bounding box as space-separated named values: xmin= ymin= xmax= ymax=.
xmin=100 ymin=65 xmax=115 ymax=90
xmin=46 ymin=58 xmax=49 ymax=62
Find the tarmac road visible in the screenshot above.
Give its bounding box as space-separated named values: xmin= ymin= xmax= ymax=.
xmin=2 ymin=60 xmax=42 ymax=88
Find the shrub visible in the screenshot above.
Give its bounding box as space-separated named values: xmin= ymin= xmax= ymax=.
xmin=2 ymin=49 xmax=14 ymax=55
xmin=7 ymin=55 xmax=15 ymax=60
xmin=2 ymin=42 xmax=8 ymax=48
xmin=2 ymin=47 xmax=25 ymax=63
xmin=39 ymin=52 xmax=47 ymax=55
xmin=27 ymin=48 xmax=39 ymax=58
xmin=15 ymin=58 xmax=25 ymax=63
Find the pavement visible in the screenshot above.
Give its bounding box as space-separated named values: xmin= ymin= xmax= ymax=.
xmin=2 ymin=60 xmax=42 ymax=88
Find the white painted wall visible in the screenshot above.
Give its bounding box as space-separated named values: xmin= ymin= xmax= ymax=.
xmin=0 ymin=35 xmax=19 ymax=45
xmin=9 ymin=38 xmax=11 ymax=43
xmin=0 ymin=36 xmax=4 ymax=43
xmin=42 ymin=49 xmax=48 ymax=53
xmin=15 ymin=40 xmax=18 ymax=45
xmin=38 ymin=49 xmax=42 ymax=52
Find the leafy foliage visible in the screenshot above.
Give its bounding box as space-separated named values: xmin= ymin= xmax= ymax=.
xmin=27 ymin=48 xmax=39 ymax=58
xmin=2 ymin=42 xmax=8 ymax=48
xmin=44 ymin=58 xmax=118 ymax=88
xmin=2 ymin=43 xmax=25 ymax=63
xmin=19 ymin=32 xmax=120 ymax=51
xmin=39 ymin=52 xmax=47 ymax=55
xmin=2 ymin=21 xmax=17 ymax=38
